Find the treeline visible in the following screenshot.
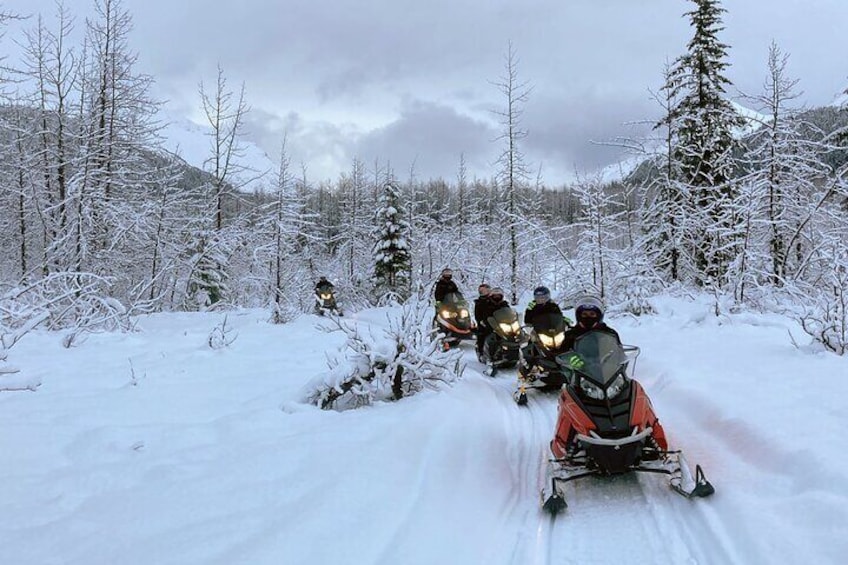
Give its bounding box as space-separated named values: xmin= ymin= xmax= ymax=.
xmin=0 ymin=0 xmax=846 ymax=354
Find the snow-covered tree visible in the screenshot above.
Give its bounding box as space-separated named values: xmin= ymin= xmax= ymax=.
xmin=372 ymin=180 xmax=411 ymax=301
xmin=666 ymin=0 xmax=743 ymax=286
xmin=80 ymin=0 xmax=162 ymax=273
xmin=492 ymin=42 xmax=534 ymax=304
xmin=645 ymin=63 xmax=691 ymax=281
xmin=737 ymin=42 xmax=830 ymax=298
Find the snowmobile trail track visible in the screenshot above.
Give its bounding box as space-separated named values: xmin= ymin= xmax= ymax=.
xmin=469 ymin=353 xmax=558 ymax=565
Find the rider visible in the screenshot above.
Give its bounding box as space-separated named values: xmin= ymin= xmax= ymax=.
xmin=562 ymin=295 xmax=620 ymax=351
xmin=315 ymin=276 xmax=334 ymax=296
xmin=434 ymin=268 xmax=459 ymax=305
xmin=523 ymin=286 xmax=563 ymax=328
xmin=475 ymin=286 xmax=509 ymax=362
xmin=519 ymin=286 xmax=566 ymax=382
xmin=473 ymin=283 xmax=491 ymax=359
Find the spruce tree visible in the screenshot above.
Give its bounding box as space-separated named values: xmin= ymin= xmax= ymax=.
xmin=372 ymin=181 xmax=412 ymax=301
xmin=667 ymin=0 xmax=742 ymax=286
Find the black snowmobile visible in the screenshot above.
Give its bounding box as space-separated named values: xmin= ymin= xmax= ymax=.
xmin=433 ymin=292 xmax=474 ymax=350
xmin=540 ymin=330 xmax=715 ymax=513
xmin=514 ymin=312 xmax=571 ymax=405
xmin=314 ymin=286 xmax=343 ymax=316
xmin=480 ymin=306 xmax=524 ymax=375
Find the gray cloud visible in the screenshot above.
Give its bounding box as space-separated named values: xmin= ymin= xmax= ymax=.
xmin=2 ymin=0 xmax=847 ymax=185
xmin=351 ymin=99 xmax=497 ymax=182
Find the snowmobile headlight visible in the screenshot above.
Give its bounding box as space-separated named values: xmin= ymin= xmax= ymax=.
xmin=440 ymin=309 xmax=456 ymax=319
xmin=511 ymin=321 xmax=520 ymax=333
xmin=580 ymin=378 xmax=605 ymax=400
xmin=606 ymin=373 xmax=627 ymax=399
xmin=553 ymin=332 xmax=564 ymax=348
xmin=538 ymin=333 xmax=555 ymax=348
xmin=499 ymin=322 xmax=514 ymax=335
xmin=320 ymin=293 xmax=332 ymax=299
xmin=459 ymin=308 xmax=469 ymax=319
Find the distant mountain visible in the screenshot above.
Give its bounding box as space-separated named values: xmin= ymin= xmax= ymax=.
xmin=158 ymin=112 xmax=277 ymax=193
xmin=616 ymin=101 xmax=848 ymax=187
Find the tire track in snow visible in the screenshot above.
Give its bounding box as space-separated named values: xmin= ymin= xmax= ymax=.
xmin=468 ymin=355 xmax=558 ymax=565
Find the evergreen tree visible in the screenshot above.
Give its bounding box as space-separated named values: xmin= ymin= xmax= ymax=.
xmin=372 ymin=180 xmax=411 ymax=301
xmin=666 ymin=0 xmax=742 ymax=286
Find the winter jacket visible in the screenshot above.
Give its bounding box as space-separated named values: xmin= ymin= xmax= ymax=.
xmin=475 ymin=297 xmax=510 ymax=331
xmin=562 ymin=323 xmax=620 ymax=352
xmin=315 ymin=280 xmax=335 ymax=295
xmin=523 ymin=301 xmax=563 ymax=329
xmin=434 ymin=278 xmax=459 ymax=302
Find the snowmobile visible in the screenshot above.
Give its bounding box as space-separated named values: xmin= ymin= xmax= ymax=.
xmin=480 ymin=306 xmax=524 ymax=375
xmin=513 ymin=312 xmax=571 ymax=405
xmin=314 ymin=287 xmax=343 ymax=316
xmin=433 ymin=292 xmax=474 ymax=350
xmin=540 ymin=329 xmax=715 ymax=513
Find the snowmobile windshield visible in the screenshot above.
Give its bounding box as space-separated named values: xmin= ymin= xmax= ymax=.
xmin=565 ymin=330 xmax=627 ymax=387
xmin=491 ymin=307 xmax=518 ymax=324
xmin=441 ymin=292 xmax=467 ymax=306
xmin=532 ymin=312 xmax=565 ymax=334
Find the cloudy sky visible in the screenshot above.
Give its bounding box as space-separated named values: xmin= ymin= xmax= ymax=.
xmin=2 ymin=0 xmax=847 ymax=185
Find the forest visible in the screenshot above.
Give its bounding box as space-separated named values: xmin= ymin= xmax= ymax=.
xmin=1 ymin=0 xmax=846 ymax=359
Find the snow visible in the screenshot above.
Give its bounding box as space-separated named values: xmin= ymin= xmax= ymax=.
xmin=731 ymin=100 xmax=770 ymax=136
xmin=2 ymin=294 xmax=847 ymax=564
xmin=158 ymin=112 xmax=276 ymax=193
xmin=830 ymin=91 xmax=848 ymax=109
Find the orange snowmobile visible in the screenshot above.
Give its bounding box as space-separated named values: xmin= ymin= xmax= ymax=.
xmin=541 ymin=329 xmax=715 ymax=513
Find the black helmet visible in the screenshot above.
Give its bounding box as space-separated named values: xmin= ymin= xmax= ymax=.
xmin=533 ymin=286 xmax=551 ymax=303
xmin=441 ymin=268 xmax=453 ymax=279
xmin=319 ymin=276 xmax=327 ymax=282
xmin=478 ymin=283 xmax=491 ymax=297
xmin=489 ymin=287 xmax=505 ymax=302
xmin=575 ymin=295 xmax=604 ymax=326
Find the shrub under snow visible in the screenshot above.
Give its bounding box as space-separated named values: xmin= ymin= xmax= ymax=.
xmin=304 ymin=299 xmax=464 ymax=410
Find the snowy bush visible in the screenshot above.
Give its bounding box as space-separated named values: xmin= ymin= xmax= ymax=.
xmin=1 ymin=273 xmax=131 ymax=351
xmin=208 ymin=315 xmax=238 ymax=349
xmin=269 ymin=301 xmax=300 ymax=325
xmin=609 ymin=252 xmax=664 ymax=317
xmin=789 ymin=268 xmax=848 ymax=355
xmin=305 ymin=298 xmax=464 ymax=410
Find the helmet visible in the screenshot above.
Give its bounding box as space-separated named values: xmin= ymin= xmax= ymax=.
xmin=441 ymin=268 xmax=453 ymax=279
xmin=489 ymin=287 xmax=505 ymax=302
xmin=478 ymin=283 xmax=491 ymax=297
xmin=319 ymin=276 xmax=327 ymax=281
xmin=533 ymin=286 xmax=551 ymax=303
xmin=575 ymin=295 xmax=604 ymax=327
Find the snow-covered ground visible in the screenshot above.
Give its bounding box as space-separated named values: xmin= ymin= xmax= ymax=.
xmin=2 ymin=294 xmax=847 ymax=564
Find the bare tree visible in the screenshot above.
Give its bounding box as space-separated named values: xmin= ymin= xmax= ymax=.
xmin=492 ymin=41 xmax=533 ymax=304
xmin=199 ymin=63 xmax=249 ymax=232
